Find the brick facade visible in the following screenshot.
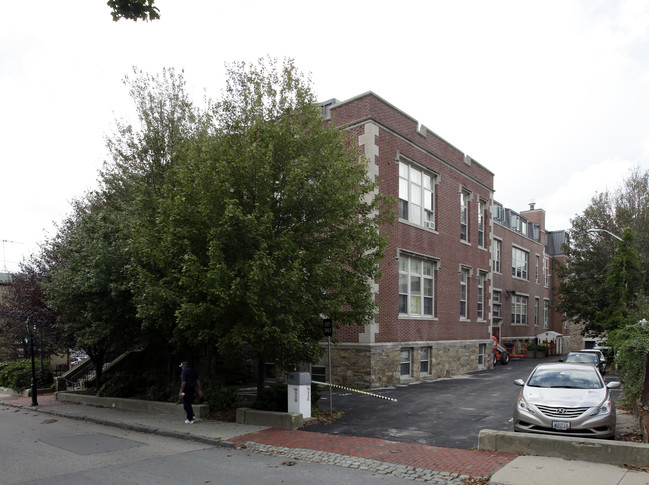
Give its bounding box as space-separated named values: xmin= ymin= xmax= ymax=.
xmin=321 ymin=93 xmax=496 ymax=388
xmin=314 ymin=93 xmax=571 ymax=389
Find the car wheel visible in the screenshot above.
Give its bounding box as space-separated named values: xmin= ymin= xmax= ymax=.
xmin=501 ymin=352 xmax=510 ymax=365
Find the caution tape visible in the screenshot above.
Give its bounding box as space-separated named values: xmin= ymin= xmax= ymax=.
xmin=312 ymin=380 xmax=397 ymax=402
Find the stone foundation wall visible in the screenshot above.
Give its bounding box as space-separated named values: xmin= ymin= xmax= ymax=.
xmin=324 ymin=340 xmax=493 ymax=389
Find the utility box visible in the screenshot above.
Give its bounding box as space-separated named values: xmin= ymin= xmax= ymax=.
xmin=287 ymin=372 xmax=311 ymax=419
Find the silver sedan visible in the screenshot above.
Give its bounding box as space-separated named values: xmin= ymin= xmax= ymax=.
xmin=513 ymin=362 xmax=620 ymax=439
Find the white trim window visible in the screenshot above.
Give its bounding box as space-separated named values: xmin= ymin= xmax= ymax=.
xmin=460 ymin=267 xmax=470 ymax=319
xmin=400 ymin=348 xmax=412 ymax=377
xmin=535 ymin=255 xmax=540 ymax=284
xmin=534 ymin=297 xmax=540 ymax=326
xmin=511 ymin=294 xmax=528 ymax=325
xmin=544 ymin=299 xmax=550 ymax=328
xmin=543 ymin=257 xmax=550 ymax=287
xmin=478 ymin=343 xmax=486 ymax=365
xmin=512 ymin=247 xmax=529 ymax=280
xmin=420 ymin=347 xmax=430 ymax=375
xmin=477 ymin=272 xmax=486 ymax=320
xmin=399 ymin=255 xmax=435 ymax=317
xmin=493 ymin=290 xmax=501 ymax=318
xmin=460 ymin=190 xmax=470 ymax=241
xmin=399 ymin=162 xmax=435 ymax=229
xmin=478 ymin=200 xmax=486 ymax=248
xmin=493 ymin=239 xmax=502 ymax=273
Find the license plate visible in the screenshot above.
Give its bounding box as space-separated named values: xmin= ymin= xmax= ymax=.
xmin=552 ymin=421 xmax=571 ymax=431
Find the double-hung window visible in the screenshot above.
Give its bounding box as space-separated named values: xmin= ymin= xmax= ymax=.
xmin=512 ymin=247 xmax=529 ymax=280
xmin=399 ymin=162 xmax=435 ymax=229
xmin=460 ymin=190 xmax=470 ymax=241
xmin=420 ymin=347 xmax=430 ymax=375
xmin=543 ymin=257 xmax=550 ymax=287
xmin=399 ymin=255 xmax=435 ymax=317
xmin=460 ymin=267 xmax=470 ymax=319
xmin=493 ymin=239 xmax=502 ymax=273
xmin=493 ymin=290 xmax=501 ymax=318
xmin=477 ymin=200 xmax=486 ymax=248
xmin=400 ymin=349 xmax=412 ymax=377
xmin=544 ymin=299 xmax=550 ymax=328
xmin=477 ymin=272 xmax=486 ymax=320
xmin=511 ymin=295 xmax=528 ymax=325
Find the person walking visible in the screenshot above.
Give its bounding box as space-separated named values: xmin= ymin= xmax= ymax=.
xmin=178 ymin=362 xmax=203 ymax=424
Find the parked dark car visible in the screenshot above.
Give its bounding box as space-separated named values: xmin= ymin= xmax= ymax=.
xmin=578 ymin=349 xmax=608 ymax=375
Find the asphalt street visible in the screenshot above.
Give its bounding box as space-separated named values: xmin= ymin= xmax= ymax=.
xmin=0 ymin=405 xmax=426 ymax=485
xmin=307 ymin=356 xmax=624 ymax=449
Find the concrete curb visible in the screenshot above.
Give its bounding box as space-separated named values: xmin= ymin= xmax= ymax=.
xmin=3 ymin=400 xmax=236 ymax=449
xmin=479 ymin=429 xmax=649 ymax=467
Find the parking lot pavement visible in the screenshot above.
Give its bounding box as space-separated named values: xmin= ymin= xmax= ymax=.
xmin=306 ymin=356 xmax=632 ymax=449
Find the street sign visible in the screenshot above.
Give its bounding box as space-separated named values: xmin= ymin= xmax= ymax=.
xmin=323 ymin=318 xmax=333 ymax=337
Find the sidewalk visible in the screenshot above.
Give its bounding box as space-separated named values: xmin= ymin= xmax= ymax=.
xmin=1 ymin=393 xmax=648 ymax=484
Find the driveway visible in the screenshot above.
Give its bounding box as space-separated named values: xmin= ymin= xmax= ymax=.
xmin=306 ymin=356 xmax=623 ymax=449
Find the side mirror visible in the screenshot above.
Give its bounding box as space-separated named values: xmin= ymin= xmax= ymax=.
xmin=514 ymin=379 xmax=525 ymax=386
xmin=606 ymin=381 xmax=621 ymax=389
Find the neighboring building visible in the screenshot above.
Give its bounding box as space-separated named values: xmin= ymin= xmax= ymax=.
xmin=321 ymin=93 xmax=495 ymax=388
xmin=491 ymin=203 xmax=568 ymax=356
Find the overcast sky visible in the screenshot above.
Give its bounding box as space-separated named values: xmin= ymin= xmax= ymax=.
xmin=2 ymin=0 xmax=648 ymax=273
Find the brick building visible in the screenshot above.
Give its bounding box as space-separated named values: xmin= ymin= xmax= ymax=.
xmin=491 ymin=203 xmax=568 ymax=356
xmin=320 ymin=93 xmax=496 ymax=388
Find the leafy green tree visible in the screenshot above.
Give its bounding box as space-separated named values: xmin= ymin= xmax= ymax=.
xmin=594 ymin=227 xmax=641 ymax=332
xmin=557 ymin=168 xmax=649 ymax=336
xmin=40 ymin=191 xmax=141 ymax=386
xmin=101 ymin=67 xmax=200 ymax=358
xmin=118 ymin=58 xmax=393 ymax=397
xmin=107 ymin=0 xmax=159 ymax=22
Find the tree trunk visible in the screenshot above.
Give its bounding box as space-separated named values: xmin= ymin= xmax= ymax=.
xmin=256 ymin=356 xmax=265 ymax=401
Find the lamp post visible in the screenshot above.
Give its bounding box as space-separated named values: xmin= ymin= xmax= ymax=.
xmin=26 ymin=317 xmax=38 ymax=406
xmin=587 ymin=228 xmax=623 ymax=242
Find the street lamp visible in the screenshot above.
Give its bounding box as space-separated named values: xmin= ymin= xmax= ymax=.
xmin=587 ymin=228 xmax=623 ymax=242
xmin=26 ymin=317 xmax=38 ymax=406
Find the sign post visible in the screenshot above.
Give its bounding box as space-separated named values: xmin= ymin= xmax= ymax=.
xmin=323 ymin=318 xmax=333 ymax=414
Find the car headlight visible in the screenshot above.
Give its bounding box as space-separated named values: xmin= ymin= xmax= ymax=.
xmin=517 ymin=395 xmax=535 ymax=414
xmin=590 ymin=398 xmax=612 ymax=416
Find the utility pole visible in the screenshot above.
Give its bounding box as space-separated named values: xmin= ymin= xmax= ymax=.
xmin=1 ymin=239 xmax=24 ymax=272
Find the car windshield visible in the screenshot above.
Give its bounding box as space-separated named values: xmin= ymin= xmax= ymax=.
xmin=564 ymin=353 xmax=599 ymax=364
xmin=527 ymin=367 xmax=603 ymax=389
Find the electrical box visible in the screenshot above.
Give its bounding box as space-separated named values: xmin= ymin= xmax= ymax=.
xmin=287 ymin=372 xmax=311 ymax=419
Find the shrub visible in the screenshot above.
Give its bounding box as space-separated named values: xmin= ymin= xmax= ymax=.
xmin=252 ymin=382 xmax=288 ymax=412
xmin=203 ymin=383 xmax=244 ymax=410
xmin=0 ymin=359 xmax=53 ymax=391
xmin=97 ymin=371 xmax=138 ymax=397
xmin=311 ymin=383 xmax=322 ymax=411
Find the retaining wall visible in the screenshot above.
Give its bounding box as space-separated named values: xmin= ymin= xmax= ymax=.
xmin=55 ymin=392 xmax=209 ymax=418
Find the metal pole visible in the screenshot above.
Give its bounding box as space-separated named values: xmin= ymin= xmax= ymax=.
xmin=30 ymin=327 xmax=38 ymax=406
xmin=328 ymin=336 xmax=332 ymax=414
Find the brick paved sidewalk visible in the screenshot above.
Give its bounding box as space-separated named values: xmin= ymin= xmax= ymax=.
xmin=231 ymin=428 xmax=517 ymax=478
xmin=0 ymin=393 xmax=62 ymax=408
